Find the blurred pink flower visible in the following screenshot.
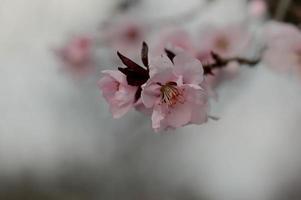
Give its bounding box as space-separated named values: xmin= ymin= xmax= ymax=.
xmin=98 ymin=70 xmax=137 ymax=118
xmin=197 ymin=24 xmax=251 ymax=59
xmin=141 ymin=52 xmax=208 ymax=132
xmin=263 ymin=22 xmax=301 ymax=74
xmin=101 ymin=18 xmax=146 ymax=54
xmin=263 ymin=21 xmax=301 ymax=46
xmin=152 ymin=29 xmax=196 ymax=56
xmin=248 ymin=0 xmax=267 ymax=18
xmin=56 ymin=36 xmax=94 ymax=76
xmin=196 ymin=25 xmax=250 ymax=90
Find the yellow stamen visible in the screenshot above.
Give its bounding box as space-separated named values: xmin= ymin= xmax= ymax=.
xmin=160 ymin=82 xmax=183 ymax=106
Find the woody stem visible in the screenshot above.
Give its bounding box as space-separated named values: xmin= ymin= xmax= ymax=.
xmin=203 ymin=52 xmax=260 ymax=75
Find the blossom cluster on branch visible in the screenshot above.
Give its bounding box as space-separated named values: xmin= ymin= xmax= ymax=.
xmin=54 ymin=0 xmax=301 ymax=132
xmin=98 ymin=41 xmax=259 ymax=132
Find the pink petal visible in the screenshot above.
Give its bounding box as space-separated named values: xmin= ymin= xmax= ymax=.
xmin=110 ymin=102 xmax=133 ymax=119
xmin=141 ymin=83 xmax=161 ymax=108
xmin=165 ymin=100 xmax=192 ymax=128
xmin=264 ymin=21 xmax=301 ymax=47
xmin=198 ymin=24 xmax=250 ymax=58
xmin=102 ymin=70 xmax=126 ymax=83
xmin=151 ymin=105 xmax=166 ymax=132
xmin=248 ymin=0 xmax=267 ymax=18
xmin=98 ymin=77 xmax=116 ymax=99
xmin=149 ymin=55 xmax=174 ymax=78
xmin=185 ymin=86 xmax=208 ymax=124
xmin=152 ymin=68 xmax=176 ymax=84
xmin=263 ymin=48 xmax=299 ymax=73
xmin=115 ymin=85 xmax=136 ymax=104
xmin=98 ymin=70 xmax=137 ymax=119
xmin=152 ymin=29 xmax=197 ymax=56
xmin=173 ymin=52 xmax=204 ymax=85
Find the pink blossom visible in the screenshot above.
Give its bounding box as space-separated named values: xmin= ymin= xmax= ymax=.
xmin=56 ymin=36 xmax=94 ymax=76
xmin=98 ymin=70 xmax=137 ymax=118
xmin=196 ymin=25 xmax=250 ymax=89
xmin=152 ymin=29 xmax=196 ymax=56
xmin=248 ymin=0 xmax=267 ymax=18
xmin=263 ymin=21 xmax=301 ymax=46
xmin=197 ymin=24 xmax=251 ymax=60
xmin=101 ymin=18 xmax=146 ymax=54
xmin=141 ymin=52 xmax=208 ymax=132
xmin=263 ymin=22 xmax=301 ymax=74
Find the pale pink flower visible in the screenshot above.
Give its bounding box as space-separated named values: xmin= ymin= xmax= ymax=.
xmin=248 ymin=0 xmax=267 ymax=18
xmin=141 ymin=52 xmax=208 ymax=132
xmin=197 ymin=24 xmax=251 ymax=59
xmin=263 ymin=22 xmax=301 ymax=74
xmin=196 ymin=25 xmax=250 ymax=90
xmin=98 ymin=70 xmax=137 ymax=118
xmin=263 ymin=21 xmax=301 ymax=46
xmin=56 ymin=36 xmax=94 ymax=76
xmin=101 ymin=18 xmax=146 ymax=54
xmin=152 ymin=29 xmax=196 ymax=56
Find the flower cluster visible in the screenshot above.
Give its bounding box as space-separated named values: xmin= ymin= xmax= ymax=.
xmin=98 ymin=42 xmax=209 ymax=132
xmin=54 ymin=0 xmax=301 ymax=132
xmin=97 ymin=35 xmax=261 ymax=132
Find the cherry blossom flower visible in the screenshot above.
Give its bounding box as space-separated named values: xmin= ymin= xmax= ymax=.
xmin=56 ymin=36 xmax=94 ymax=76
xmin=141 ymin=52 xmax=208 ymax=132
xmin=152 ymin=29 xmax=196 ymax=56
xmin=263 ymin=22 xmax=301 ymax=74
xmin=101 ymin=18 xmax=146 ymax=54
xmin=152 ymin=26 xmax=250 ymax=93
xmin=99 ymin=42 xmax=151 ymax=118
xmin=197 ymin=24 xmax=251 ymax=61
xmin=98 ymin=70 xmax=137 ymax=118
xmin=196 ymin=25 xmax=251 ymax=91
xmin=248 ymin=0 xmax=267 ymax=18
xmin=263 ymin=21 xmax=301 ymax=46
xmin=99 ymin=41 xmax=258 ymax=131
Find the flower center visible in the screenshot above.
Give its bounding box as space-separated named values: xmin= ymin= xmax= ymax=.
xmin=126 ymin=27 xmax=140 ymax=41
xmin=159 ymin=82 xmax=183 ymax=106
xmin=114 ymin=81 xmax=120 ymax=91
xmin=215 ymin=36 xmax=229 ymax=51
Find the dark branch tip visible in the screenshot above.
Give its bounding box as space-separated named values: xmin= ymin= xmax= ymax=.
xmin=141 ymin=41 xmax=149 ymax=69
xmin=164 ymin=48 xmax=176 ymax=63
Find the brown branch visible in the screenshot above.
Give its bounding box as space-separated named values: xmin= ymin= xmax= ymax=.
xmin=203 ymin=52 xmax=260 ymax=75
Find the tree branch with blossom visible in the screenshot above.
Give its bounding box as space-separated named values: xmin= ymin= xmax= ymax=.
xmin=98 ymin=42 xmax=261 ymax=131
xmin=165 ymin=49 xmax=260 ymax=75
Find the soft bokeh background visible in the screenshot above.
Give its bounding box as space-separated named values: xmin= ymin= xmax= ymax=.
xmin=1 ymin=0 xmax=301 ymax=199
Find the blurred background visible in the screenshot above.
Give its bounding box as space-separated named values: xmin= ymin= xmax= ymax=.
xmin=1 ymin=0 xmax=301 ymax=199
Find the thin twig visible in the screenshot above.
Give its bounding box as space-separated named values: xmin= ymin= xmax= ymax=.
xmin=203 ymin=52 xmax=260 ymax=75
